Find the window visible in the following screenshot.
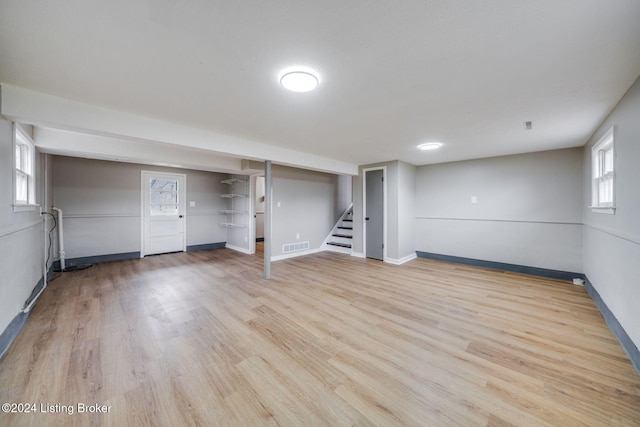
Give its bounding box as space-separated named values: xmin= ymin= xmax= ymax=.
xmin=14 ymin=124 xmax=37 ymax=211
xmin=591 ymin=127 xmax=615 ymax=214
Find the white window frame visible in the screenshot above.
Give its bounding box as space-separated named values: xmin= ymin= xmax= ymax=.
xmin=590 ymin=127 xmax=615 ymax=214
xmin=13 ymin=123 xmax=38 ymax=212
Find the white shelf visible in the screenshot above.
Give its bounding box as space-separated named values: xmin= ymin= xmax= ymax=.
xmin=220 ymin=193 xmax=247 ymax=198
xmin=219 ymin=223 xmax=246 ymax=228
xmin=220 ymin=210 xmax=248 ymax=214
xmin=221 ymin=178 xmax=247 ymax=185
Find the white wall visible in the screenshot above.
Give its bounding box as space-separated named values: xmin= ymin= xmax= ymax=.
xmin=52 ymin=156 xmax=229 ymax=259
xmin=415 ymin=148 xmax=584 ymax=273
xmin=582 ymin=75 xmax=640 ymax=350
xmin=0 ymin=119 xmax=51 ymax=335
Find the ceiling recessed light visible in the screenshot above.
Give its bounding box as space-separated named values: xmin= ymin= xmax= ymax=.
xmin=417 ymin=142 xmax=443 ymax=151
xmin=279 ymin=68 xmax=319 ymax=92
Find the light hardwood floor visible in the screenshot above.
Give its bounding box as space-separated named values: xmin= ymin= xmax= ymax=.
xmin=1 ymin=246 xmax=639 ymax=426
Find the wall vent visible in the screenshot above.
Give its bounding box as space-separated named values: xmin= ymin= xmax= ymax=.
xmin=283 ymin=241 xmax=310 ymax=254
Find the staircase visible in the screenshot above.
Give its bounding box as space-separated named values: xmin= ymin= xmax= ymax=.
xmin=325 ymin=206 xmax=353 ymax=254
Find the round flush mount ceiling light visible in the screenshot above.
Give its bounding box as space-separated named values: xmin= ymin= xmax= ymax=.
xmin=417 ymin=142 xmax=443 ymax=151
xmin=279 ymin=68 xmax=319 ymax=92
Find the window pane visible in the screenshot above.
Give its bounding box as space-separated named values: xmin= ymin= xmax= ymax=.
xmin=604 ymin=147 xmax=614 ymax=174
xmin=150 ymin=179 xmax=177 ymax=191
xmin=599 ymin=176 xmax=613 ymax=204
xmin=150 ymin=191 xmax=178 ymax=204
xmin=16 ymin=171 xmax=28 ymax=203
xmin=150 ymin=204 xmax=178 ymax=215
xmin=15 ymin=144 xmax=21 ymax=170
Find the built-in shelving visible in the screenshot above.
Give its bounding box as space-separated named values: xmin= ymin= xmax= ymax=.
xmin=219 ymin=177 xmax=248 ymax=229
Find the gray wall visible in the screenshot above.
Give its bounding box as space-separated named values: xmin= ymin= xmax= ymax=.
xmin=271 ymin=165 xmax=346 ymax=257
xmin=0 ymin=119 xmax=52 ymax=334
xmin=582 ymin=75 xmax=640 ymax=349
xmin=52 ymin=156 xmax=228 ymax=259
xmin=352 ymin=160 xmax=415 ymax=262
xmin=415 ymin=148 xmax=584 ymax=272
xmin=397 ymin=161 xmax=416 ymax=261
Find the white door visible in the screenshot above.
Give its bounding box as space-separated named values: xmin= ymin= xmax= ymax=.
xmin=141 ymin=171 xmax=186 ymax=256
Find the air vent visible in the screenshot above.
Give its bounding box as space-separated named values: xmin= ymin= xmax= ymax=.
xmin=283 ymin=241 xmax=310 ymax=254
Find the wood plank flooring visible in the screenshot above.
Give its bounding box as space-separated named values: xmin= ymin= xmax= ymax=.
xmin=1 ymin=246 xmax=639 ymax=426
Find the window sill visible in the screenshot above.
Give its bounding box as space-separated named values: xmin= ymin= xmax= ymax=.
xmin=589 ymin=206 xmax=616 ymax=215
xmin=13 ymin=204 xmax=40 ymax=213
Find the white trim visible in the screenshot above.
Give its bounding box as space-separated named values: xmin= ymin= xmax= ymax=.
xmin=362 ymin=166 xmax=387 ymax=261
xmin=590 ymin=207 xmax=616 ymax=215
xmin=271 ymin=246 xmax=326 ymax=261
xmin=351 ymin=252 xmax=365 ymax=258
xmin=385 ymin=253 xmax=417 ymax=265
xmin=13 ymin=123 xmax=36 ymax=206
xmin=225 ymin=243 xmax=253 ymax=255
xmin=12 ymin=203 xmax=40 ymax=213
xmin=584 ymin=223 xmax=640 ymax=246
xmin=0 ymin=218 xmax=43 ymax=238
xmin=591 ymin=126 xmax=615 ymax=210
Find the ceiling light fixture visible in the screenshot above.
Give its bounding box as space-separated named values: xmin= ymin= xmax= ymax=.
xmin=279 ymin=68 xmax=319 ymax=92
xmin=417 ymin=142 xmax=443 ymax=151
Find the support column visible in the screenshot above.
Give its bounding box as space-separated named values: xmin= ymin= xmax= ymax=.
xmin=263 ymin=160 xmax=272 ymax=280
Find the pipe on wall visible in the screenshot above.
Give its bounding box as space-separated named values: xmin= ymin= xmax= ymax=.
xmin=51 ymin=207 xmax=65 ymax=271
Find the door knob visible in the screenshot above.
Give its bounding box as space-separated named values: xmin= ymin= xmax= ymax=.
xmin=365 ymin=217 xmax=370 ymax=220
xmin=179 ymin=215 xmax=183 ymax=218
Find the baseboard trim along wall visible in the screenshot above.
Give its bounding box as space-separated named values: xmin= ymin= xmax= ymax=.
xmin=416 ymin=250 xmax=639 ymax=375
xmin=0 ymin=266 xmax=53 ymax=360
xmin=583 ymin=278 xmax=640 ymax=374
xmin=53 ymin=252 xmax=140 ymax=270
xmin=272 ymin=247 xmax=325 ymax=262
xmin=385 ymin=253 xmax=417 ymax=265
xmin=416 ymin=251 xmax=583 ymax=282
xmin=186 ymin=242 xmax=226 ymax=252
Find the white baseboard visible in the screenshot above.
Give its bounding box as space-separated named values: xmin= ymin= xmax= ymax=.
xmin=225 ymin=243 xmax=252 ymax=255
xmin=351 ymin=252 xmax=365 ymax=258
xmin=271 ymin=247 xmax=326 ymax=262
xmin=385 ymin=253 xmax=417 ymax=265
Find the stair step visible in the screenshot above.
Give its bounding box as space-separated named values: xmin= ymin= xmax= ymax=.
xmin=332 ymin=233 xmax=352 ymax=239
xmin=337 ymin=226 xmax=353 ymax=230
xmin=327 ymin=242 xmax=352 ymax=248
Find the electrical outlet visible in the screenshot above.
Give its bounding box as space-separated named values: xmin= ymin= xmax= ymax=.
xmin=244 ymin=236 xmax=248 ymax=242
xmin=189 ymin=201 xmax=196 ymax=207
xmin=277 ymin=201 xmax=281 ymax=208
xmin=296 ymin=233 xmax=300 ymax=239
xmin=471 ymin=196 xmax=477 ymax=204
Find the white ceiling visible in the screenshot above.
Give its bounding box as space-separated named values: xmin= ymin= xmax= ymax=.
xmin=1 ymin=0 xmax=640 ymax=171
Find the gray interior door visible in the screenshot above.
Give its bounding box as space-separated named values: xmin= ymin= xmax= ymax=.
xmin=365 ymin=169 xmax=384 ymax=260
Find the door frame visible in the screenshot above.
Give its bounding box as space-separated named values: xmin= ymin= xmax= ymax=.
xmin=362 ymin=166 xmax=387 ymax=261
xmin=140 ymin=170 xmax=187 ymax=257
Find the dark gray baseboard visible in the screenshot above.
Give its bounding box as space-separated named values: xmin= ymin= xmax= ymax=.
xmin=415 ymin=251 xmax=584 ymax=282
xmin=53 ymin=252 xmax=140 ymax=270
xmin=256 ymin=237 xmax=265 ymax=242
xmin=0 ymin=312 xmax=28 ymax=360
xmin=415 ymin=250 xmax=639 ymax=375
xmin=187 ymin=242 xmax=226 ymax=252
xmin=0 ymin=266 xmax=53 ymax=360
xmin=583 ymin=278 xmax=640 ymax=374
